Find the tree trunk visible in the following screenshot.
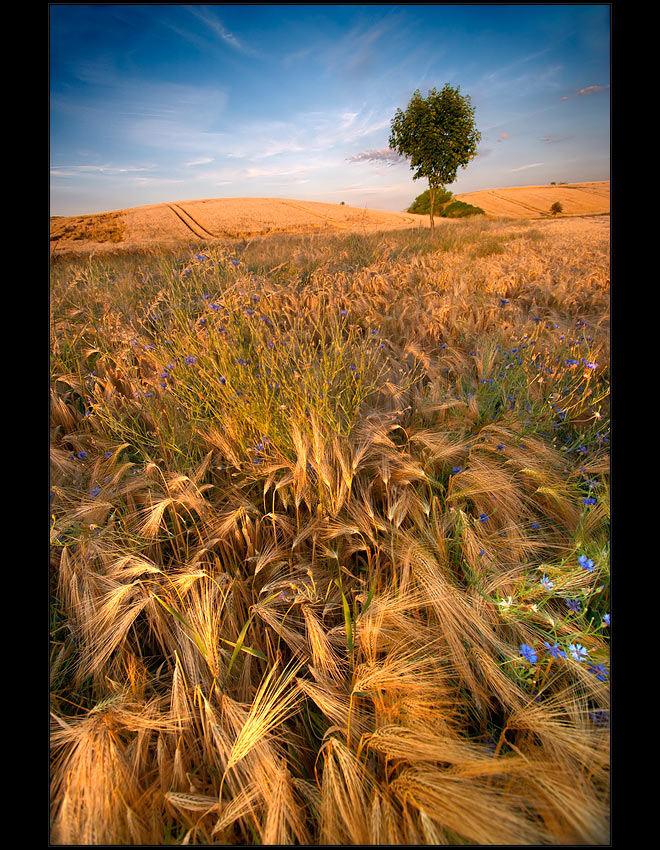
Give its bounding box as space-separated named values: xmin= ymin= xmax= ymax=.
xmin=429 ymin=181 xmax=436 ymax=235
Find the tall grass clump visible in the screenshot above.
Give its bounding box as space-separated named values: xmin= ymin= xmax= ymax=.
xmin=51 ymin=215 xmax=610 ymax=844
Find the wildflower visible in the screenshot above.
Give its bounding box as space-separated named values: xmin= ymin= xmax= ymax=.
xmin=104 ymin=451 xmax=112 ymax=458
xmin=77 ymin=451 xmax=88 ymax=460
xmin=184 ymin=355 xmax=197 ymax=366
xmin=602 ymin=613 xmax=610 ymax=626
xmin=499 ymin=596 xmax=514 ymax=611
xmin=230 ymin=259 xmax=240 ymax=266
xmin=589 ymin=709 xmax=609 ymax=726
xmin=540 ymin=574 xmax=553 ymax=591
xmin=543 ymin=641 xmax=566 ymax=659
xmin=565 ymin=598 xmax=582 ymax=614
xmin=496 ymin=444 xmax=505 ymax=451
xmin=245 ymin=309 xmax=255 ymax=316
xmin=479 ymin=513 xmax=489 ymax=523
xmin=582 ymin=496 xmax=597 ymax=505
xmin=89 ymin=487 xmax=101 ymax=498
xmin=499 ymin=298 xmax=510 ymax=305
xmin=219 ymin=376 xmax=227 ymax=386
xmin=568 ymin=643 xmax=589 ymax=662
xmin=452 ymin=466 xmax=464 ymax=474
xmin=340 ymin=309 xmax=348 ymax=316
xmin=578 ymin=554 xmax=595 ymax=572
xmin=519 ymin=644 xmax=538 ymax=664
xmin=587 ymin=662 xmax=608 ymax=681
xmin=193 ymin=253 xmax=208 ymax=261
xmin=531 ymin=522 xmax=540 ymax=530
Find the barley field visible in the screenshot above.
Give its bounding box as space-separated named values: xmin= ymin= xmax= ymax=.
xmin=50 ymin=212 xmax=610 ymax=845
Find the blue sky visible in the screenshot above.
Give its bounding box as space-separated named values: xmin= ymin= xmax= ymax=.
xmin=50 ymin=4 xmax=610 ymax=216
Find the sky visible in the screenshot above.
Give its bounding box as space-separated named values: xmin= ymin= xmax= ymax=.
xmin=50 ymin=4 xmax=611 ymax=216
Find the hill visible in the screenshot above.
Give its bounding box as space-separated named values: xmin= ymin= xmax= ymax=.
xmin=49 ymin=197 xmax=429 ymax=254
xmin=50 ymin=182 xmax=610 ymax=254
xmin=454 ymin=181 xmax=609 ymax=219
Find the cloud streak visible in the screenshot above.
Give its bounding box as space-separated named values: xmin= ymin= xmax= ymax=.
xmin=347 ymin=148 xmax=406 ymax=166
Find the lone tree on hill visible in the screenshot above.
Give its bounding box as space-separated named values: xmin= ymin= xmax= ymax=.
xmin=550 ymin=201 xmax=563 ymax=216
xmin=389 ymin=84 xmax=481 ymax=233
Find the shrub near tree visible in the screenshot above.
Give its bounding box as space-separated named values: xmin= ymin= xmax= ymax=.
xmin=550 ymin=201 xmax=563 ymax=216
xmin=407 ymin=187 xmax=454 ymax=216
xmin=390 ymin=83 xmax=481 ymax=233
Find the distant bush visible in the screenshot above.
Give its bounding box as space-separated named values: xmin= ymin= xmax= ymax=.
xmin=550 ymin=202 xmax=563 ymax=216
xmin=440 ymin=200 xmax=485 ymax=218
xmin=407 ymin=187 xmax=453 ymax=215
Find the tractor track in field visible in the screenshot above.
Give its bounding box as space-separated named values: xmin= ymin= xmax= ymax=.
xmin=167 ymin=203 xmax=218 ymax=239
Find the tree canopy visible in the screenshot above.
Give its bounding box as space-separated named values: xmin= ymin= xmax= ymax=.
xmin=389 ymin=84 xmax=481 ymax=232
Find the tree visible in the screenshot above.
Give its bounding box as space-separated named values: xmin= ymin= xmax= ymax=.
xmin=389 ymin=84 xmax=481 ymax=233
xmin=407 ymin=187 xmax=453 ymax=216
xmin=550 ymin=201 xmax=563 ymax=216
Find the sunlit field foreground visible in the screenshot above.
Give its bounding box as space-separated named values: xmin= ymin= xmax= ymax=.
xmin=50 ymin=214 xmax=610 ymax=845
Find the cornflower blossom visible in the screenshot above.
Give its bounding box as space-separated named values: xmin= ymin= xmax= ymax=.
xmin=184 ymin=355 xmax=197 ymax=366
xmin=582 ymin=496 xmax=597 ymax=505
xmin=578 ymin=555 xmax=595 ymax=572
xmin=519 ymin=644 xmax=538 ymax=664
xmin=543 ymin=642 xmax=566 ymax=659
xmin=89 ymin=487 xmax=101 ymax=498
xmin=479 ymin=513 xmax=489 ymax=523
xmin=565 ymin=599 xmax=581 ymax=614
xmin=569 ymin=643 xmax=589 ymax=662
xmin=602 ymin=613 xmax=610 ymax=626
xmin=540 ymin=574 xmax=553 ymax=591
xmin=587 ymin=662 xmax=608 ymax=681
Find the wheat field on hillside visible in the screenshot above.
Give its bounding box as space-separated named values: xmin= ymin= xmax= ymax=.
xmin=50 ymin=213 xmax=610 ymax=845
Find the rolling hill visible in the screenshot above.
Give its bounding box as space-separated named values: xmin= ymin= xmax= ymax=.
xmin=50 ymin=182 xmax=610 ymax=253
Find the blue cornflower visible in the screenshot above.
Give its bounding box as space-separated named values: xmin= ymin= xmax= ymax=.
xmin=184 ymin=355 xmax=197 ymax=365
xmin=210 ymin=303 xmax=223 ymax=311
xmin=578 ymin=554 xmax=595 ymax=572
xmin=587 ymin=662 xmax=608 ymax=681
xmin=602 ymin=613 xmax=610 ymax=626
xmin=452 ymin=466 xmax=464 ymax=474
xmin=540 ymin=574 xmax=553 ymax=591
xmin=77 ymin=451 xmax=88 ymax=460
xmin=479 ymin=513 xmax=489 ymax=523
xmin=531 ymin=522 xmax=540 ymax=530
xmin=252 ymin=294 xmax=260 ymax=301
xmin=565 ymin=599 xmax=582 ymax=614
xmin=104 ymin=451 xmax=112 ymax=458
xmin=193 ymin=253 xmax=208 ymax=261
xmin=90 ymin=487 xmax=101 ymax=498
xmin=219 ymin=376 xmax=227 ymax=386
xmin=569 ymin=643 xmax=589 ymax=662
xmin=340 ymin=309 xmax=348 ymax=316
xmin=499 ymin=298 xmax=510 ymax=305
xmin=519 ymin=644 xmax=538 ymax=664
xmin=589 ymin=709 xmax=609 ymax=726
xmin=543 ymin=642 xmax=566 ymax=659
xmin=496 ymin=444 xmax=505 ymax=451
xmin=230 ymin=259 xmax=240 ymax=266
xmin=582 ymin=496 xmax=597 ymax=505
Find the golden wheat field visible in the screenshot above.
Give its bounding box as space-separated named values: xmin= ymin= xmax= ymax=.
xmin=50 ymin=201 xmax=610 ymax=845
xmin=49 ymin=181 xmax=609 ymax=256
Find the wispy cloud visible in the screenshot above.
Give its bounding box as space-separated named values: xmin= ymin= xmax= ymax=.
xmin=347 ymin=148 xmax=406 ymax=166
xmin=185 ymin=6 xmax=256 ymax=55
xmin=561 ymin=84 xmax=609 ymax=100
xmin=510 ymin=162 xmax=544 ymax=172
xmin=185 ymin=157 xmax=214 ymax=167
